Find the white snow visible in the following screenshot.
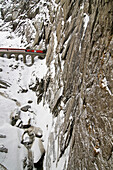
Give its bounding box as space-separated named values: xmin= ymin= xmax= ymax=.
xmin=63 ymin=34 xmax=72 ymax=50
xmin=0 ymin=1 xmax=61 ymax=169
xmin=79 ymin=13 xmax=89 ymax=52
xmin=0 ymin=58 xmax=52 ymax=169
xmin=0 ymin=31 xmax=25 ymax=48
xmin=31 ymin=138 xmax=45 ymax=163
xmin=83 ymin=13 xmax=89 ymax=34
xmin=62 ymin=20 xmax=64 ymax=26
xmin=101 ymin=77 xmax=113 ymax=96
xmin=50 ymin=60 xmax=55 ymax=78
xmin=49 ymin=31 xmax=58 ymax=79
xmin=22 ymin=132 xmax=30 ymax=143
xmin=51 ymin=0 xmax=58 ymax=11
xmin=34 ymin=101 xmax=52 ymax=150
xmin=0 ymin=123 xmax=27 ymax=170
xmin=43 ymin=99 xmax=70 ymax=170
xmin=94 ymin=147 xmax=100 ymax=153
xmin=80 ymin=3 xmax=84 ymax=10
xmin=0 ymin=20 xmax=52 ymax=169
xmin=34 ymin=1 xmax=50 ymax=24
xmin=68 ymin=16 xmax=72 ymax=23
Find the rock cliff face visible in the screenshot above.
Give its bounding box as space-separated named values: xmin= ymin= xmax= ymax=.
xmin=43 ymin=0 xmax=113 ymax=169
xmin=0 ymin=0 xmax=113 ymax=169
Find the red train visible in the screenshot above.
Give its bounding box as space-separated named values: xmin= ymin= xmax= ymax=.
xmin=0 ymin=48 xmax=45 ymax=53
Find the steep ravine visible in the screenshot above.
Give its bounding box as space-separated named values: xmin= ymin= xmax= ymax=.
xmin=0 ymin=0 xmax=113 ymax=170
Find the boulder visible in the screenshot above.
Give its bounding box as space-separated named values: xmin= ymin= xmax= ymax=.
xmin=28 ymin=126 xmax=43 ymax=138
xmin=0 ymin=145 xmax=8 ymax=153
xmin=0 ymin=68 xmax=3 ymax=72
xmin=31 ymin=138 xmax=45 ymax=164
xmin=21 ymin=131 xmax=34 ymax=147
xmin=4 ymin=14 xmax=12 ymax=22
xmin=0 ymin=163 xmax=7 ymax=170
xmin=21 ymin=105 xmax=31 ymax=112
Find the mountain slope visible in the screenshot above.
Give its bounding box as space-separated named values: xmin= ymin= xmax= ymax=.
xmin=0 ymin=0 xmax=113 ymax=170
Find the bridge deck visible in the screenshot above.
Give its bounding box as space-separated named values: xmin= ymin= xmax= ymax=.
xmin=0 ymin=51 xmax=45 ymax=58
xmin=0 ymin=48 xmax=46 ymax=65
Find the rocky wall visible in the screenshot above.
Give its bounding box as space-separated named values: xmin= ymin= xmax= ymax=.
xmin=44 ymin=0 xmax=113 ymax=169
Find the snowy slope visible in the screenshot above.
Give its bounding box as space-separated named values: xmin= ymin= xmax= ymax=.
xmin=0 ymin=2 xmax=53 ymax=169
xmin=0 ymin=44 xmax=52 ymax=170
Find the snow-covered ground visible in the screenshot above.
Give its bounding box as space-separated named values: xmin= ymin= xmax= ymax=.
xmin=0 ymin=25 xmax=52 ymax=170
xmin=0 ymin=0 xmax=61 ymax=169
xmin=0 ymin=31 xmax=24 ymax=48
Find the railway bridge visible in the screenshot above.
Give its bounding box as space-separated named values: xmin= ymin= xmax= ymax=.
xmin=0 ymin=48 xmax=46 ymax=65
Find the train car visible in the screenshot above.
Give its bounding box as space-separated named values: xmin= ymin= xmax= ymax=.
xmin=0 ymin=48 xmax=46 ymax=54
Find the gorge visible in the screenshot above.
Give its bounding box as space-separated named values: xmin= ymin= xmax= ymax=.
xmin=0 ymin=0 xmax=113 ymax=170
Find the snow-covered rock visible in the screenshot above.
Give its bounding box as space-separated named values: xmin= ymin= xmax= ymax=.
xmin=0 ymin=124 xmax=27 ymax=170
xmin=31 ymin=138 xmax=45 ymax=164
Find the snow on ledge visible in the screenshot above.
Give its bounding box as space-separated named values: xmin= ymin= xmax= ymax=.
xmin=101 ymin=77 xmax=113 ymax=96
xmin=79 ymin=13 xmax=89 ymax=52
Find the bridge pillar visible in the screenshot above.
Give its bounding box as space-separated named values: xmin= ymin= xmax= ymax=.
xmin=23 ymin=55 xmax=26 ymax=63
xmin=7 ymin=53 xmax=11 ymax=59
xmin=15 ymin=54 xmax=18 ymax=61
xmin=31 ymin=55 xmax=35 ymax=65
xmin=0 ymin=52 xmax=4 ymax=57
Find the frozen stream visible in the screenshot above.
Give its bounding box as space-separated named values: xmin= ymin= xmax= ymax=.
xmin=0 ymin=31 xmax=52 ymax=170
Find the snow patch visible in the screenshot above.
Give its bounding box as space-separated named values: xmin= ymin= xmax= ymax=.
xmin=101 ymin=77 xmax=113 ymax=96
xmin=34 ymin=100 xmax=52 ymax=150
xmin=68 ymin=16 xmax=72 ymax=23
xmin=0 ymin=31 xmax=25 ymax=48
xmin=0 ymin=28 xmax=51 ymax=169
xmin=51 ymin=0 xmax=58 ymax=11
xmin=79 ymin=13 xmax=89 ymax=52
xmin=84 ymin=13 xmax=89 ymax=33
xmin=31 ymin=138 xmax=45 ymax=163
xmin=80 ymin=3 xmax=84 ymax=10
xmin=49 ymin=30 xmax=58 ymax=78
xmin=0 ymin=124 xmax=27 ymax=170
